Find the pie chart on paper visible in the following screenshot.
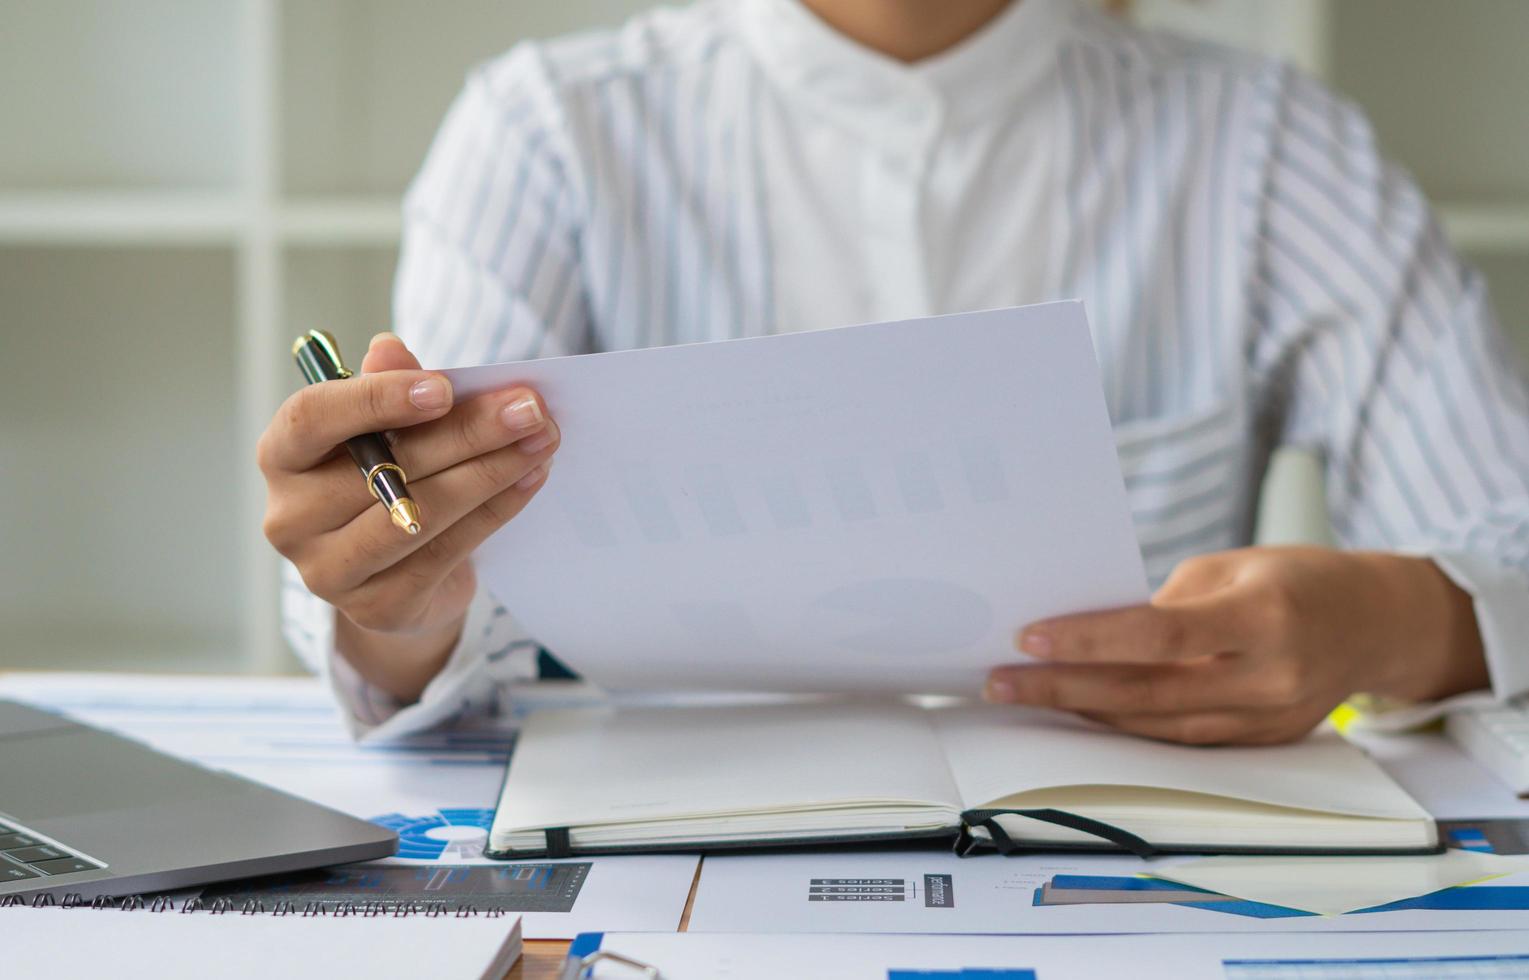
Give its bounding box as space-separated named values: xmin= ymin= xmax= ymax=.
xmin=370 ymin=808 xmax=496 ymax=860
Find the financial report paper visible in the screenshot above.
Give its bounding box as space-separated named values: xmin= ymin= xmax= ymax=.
xmin=574 ymin=931 xmax=1529 ymax=980
xmin=687 ymin=848 xmax=1529 ymax=935
xmin=442 ymin=301 xmax=1148 ymax=695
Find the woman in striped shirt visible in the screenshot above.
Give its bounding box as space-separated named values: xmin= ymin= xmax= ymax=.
xmin=260 ymin=0 xmax=1529 ymax=744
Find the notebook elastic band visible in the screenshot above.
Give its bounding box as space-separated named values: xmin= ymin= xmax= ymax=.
xmin=544 ymin=826 xmax=573 ymax=859
xmin=958 ymin=807 xmax=1158 ymax=858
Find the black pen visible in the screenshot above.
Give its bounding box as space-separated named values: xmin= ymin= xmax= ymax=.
xmin=291 ymin=330 xmax=423 ymax=535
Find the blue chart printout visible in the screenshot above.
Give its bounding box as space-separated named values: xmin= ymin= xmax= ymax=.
xmin=202 ymin=861 xmax=593 ymax=914
xmin=571 ymin=932 xmax=1529 ymax=980
xmin=373 ymin=808 xmax=498 ymax=861
xmin=0 ymin=673 xmax=700 ymax=938
xmin=1038 ymin=873 xmax=1529 ymax=918
xmin=689 ymin=848 xmax=1529 ymax=935
xmin=888 ymin=972 xmax=1037 ymax=980
xmin=810 ymin=875 xmax=956 ymax=907
xmin=1225 ymin=955 xmax=1529 ymax=979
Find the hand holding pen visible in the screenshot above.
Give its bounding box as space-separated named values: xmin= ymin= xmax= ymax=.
xmin=258 ymin=332 xmax=560 ymax=700
xmin=292 ymin=330 xmax=425 ymax=536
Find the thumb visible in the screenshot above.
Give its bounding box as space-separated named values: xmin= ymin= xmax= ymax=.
xmin=360 ymin=331 xmax=423 ymax=374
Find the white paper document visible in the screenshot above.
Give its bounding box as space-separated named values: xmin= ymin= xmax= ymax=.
xmin=441 ymin=302 xmax=1148 ymax=695
xmin=1 ymin=906 xmax=521 ymax=980
xmin=577 ymin=930 xmax=1529 ymax=980
xmin=1354 ymin=727 xmax=1529 ymax=820
xmin=0 ymin=673 xmax=699 ymax=938
xmin=687 ymin=848 xmax=1529 ymax=934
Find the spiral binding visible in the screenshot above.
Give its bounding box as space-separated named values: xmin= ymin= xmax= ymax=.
xmin=5 ymin=892 xmax=513 ymax=918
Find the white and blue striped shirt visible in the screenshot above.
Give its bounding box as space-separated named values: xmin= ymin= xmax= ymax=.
xmin=284 ymin=0 xmax=1529 ymax=738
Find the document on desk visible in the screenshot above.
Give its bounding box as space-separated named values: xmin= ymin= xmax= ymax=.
xmin=440 ymin=301 xmax=1149 ymax=694
xmin=572 ymin=930 xmax=1529 ymax=980
xmin=0 ymin=673 xmax=699 ymax=938
xmin=688 ymin=848 xmax=1529 ymax=934
xmin=2 ymin=906 xmax=522 ymax=980
xmin=1349 ymin=726 xmax=1529 ymax=819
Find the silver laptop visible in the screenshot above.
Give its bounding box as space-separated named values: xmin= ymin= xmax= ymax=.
xmin=0 ymin=699 xmax=396 ymax=900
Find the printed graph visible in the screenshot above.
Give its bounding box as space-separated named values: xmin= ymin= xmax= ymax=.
xmin=808 ymin=874 xmax=955 ymax=907
xmin=1034 ymin=873 xmax=1529 ymax=919
xmin=888 ymin=970 xmax=1036 ymax=980
xmin=370 ymin=808 xmax=496 ymax=860
xmin=202 ymin=861 xmax=592 ymax=913
xmin=1225 ymin=954 xmax=1529 ymax=979
xmin=811 ymin=877 xmax=913 ymax=902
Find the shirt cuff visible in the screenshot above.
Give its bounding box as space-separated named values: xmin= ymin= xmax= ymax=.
xmin=355 ymin=587 xmax=545 ymax=741
xmin=1350 ymin=548 xmax=1529 ymax=733
xmin=1432 ymin=549 xmax=1529 ymax=701
xmin=283 ymin=564 xmax=541 ymax=741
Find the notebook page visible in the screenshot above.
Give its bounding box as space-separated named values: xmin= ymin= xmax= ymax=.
xmin=442 ymin=302 xmax=1147 ymax=696
xmin=931 ymin=705 xmax=1428 ymax=820
xmin=493 ymin=701 xmax=961 ymax=837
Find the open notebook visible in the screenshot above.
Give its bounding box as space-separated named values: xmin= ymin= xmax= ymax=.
xmin=487 ymin=702 xmax=1438 ymax=859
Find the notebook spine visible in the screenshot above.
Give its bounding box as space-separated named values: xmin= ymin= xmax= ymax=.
xmin=2 ymin=892 xmax=512 ymax=917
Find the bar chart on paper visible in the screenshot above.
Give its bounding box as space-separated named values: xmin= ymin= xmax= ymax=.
xmin=1225 ymin=954 xmax=1529 ymax=979
xmin=892 ymin=966 xmax=1033 ymax=972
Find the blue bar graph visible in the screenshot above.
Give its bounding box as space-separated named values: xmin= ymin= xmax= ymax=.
xmin=888 ymin=971 xmax=1037 ymax=979
xmin=1226 ymin=953 xmax=1529 ymax=979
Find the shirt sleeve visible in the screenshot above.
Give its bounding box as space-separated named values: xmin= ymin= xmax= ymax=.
xmin=279 ymin=45 xmax=593 ymax=739
xmin=1244 ymin=67 xmax=1529 ymax=712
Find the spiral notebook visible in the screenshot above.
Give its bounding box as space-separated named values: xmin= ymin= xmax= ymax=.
xmin=486 ymin=701 xmax=1439 ymax=859
xmin=0 ymin=905 xmax=521 ymax=980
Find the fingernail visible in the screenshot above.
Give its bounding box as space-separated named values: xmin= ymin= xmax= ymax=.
xmin=370 ymin=331 xmax=400 ymax=348
xmin=514 ymin=461 xmax=550 ymax=490
xmin=519 ymin=420 xmax=559 ymax=455
xmin=1019 ymin=629 xmax=1053 ymax=657
xmin=501 ymin=396 xmax=545 ymax=433
xmin=983 ymin=679 xmax=1016 ymax=704
xmin=409 ymin=377 xmax=451 ymax=410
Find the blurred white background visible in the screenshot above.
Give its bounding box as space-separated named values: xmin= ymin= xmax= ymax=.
xmin=2 ymin=0 xmax=1525 ymax=676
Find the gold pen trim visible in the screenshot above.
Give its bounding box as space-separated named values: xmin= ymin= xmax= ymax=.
xmin=292 ymin=329 xmax=353 ymax=379
xmin=364 ymin=462 xmax=408 ymax=499
xmin=366 ymin=463 xmax=420 ymax=534
xmin=388 ymin=498 xmax=423 ymax=536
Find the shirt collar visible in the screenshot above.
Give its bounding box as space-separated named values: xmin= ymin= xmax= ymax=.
xmin=736 ymin=0 xmax=1075 ymax=147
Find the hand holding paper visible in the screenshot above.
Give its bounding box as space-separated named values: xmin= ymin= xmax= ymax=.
xmin=985 ymin=546 xmax=1489 ymax=745
xmin=441 ymin=302 xmax=1149 ymax=696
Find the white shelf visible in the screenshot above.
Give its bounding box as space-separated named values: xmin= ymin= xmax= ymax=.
xmin=0 ymin=193 xmax=406 ymax=248
xmin=1 ymin=0 xmax=1524 ymax=680
xmin=278 ymin=197 xmax=401 ymax=246
xmin=1439 ymin=203 xmax=1529 ymax=254
xmin=0 ymin=191 xmax=245 ymax=246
